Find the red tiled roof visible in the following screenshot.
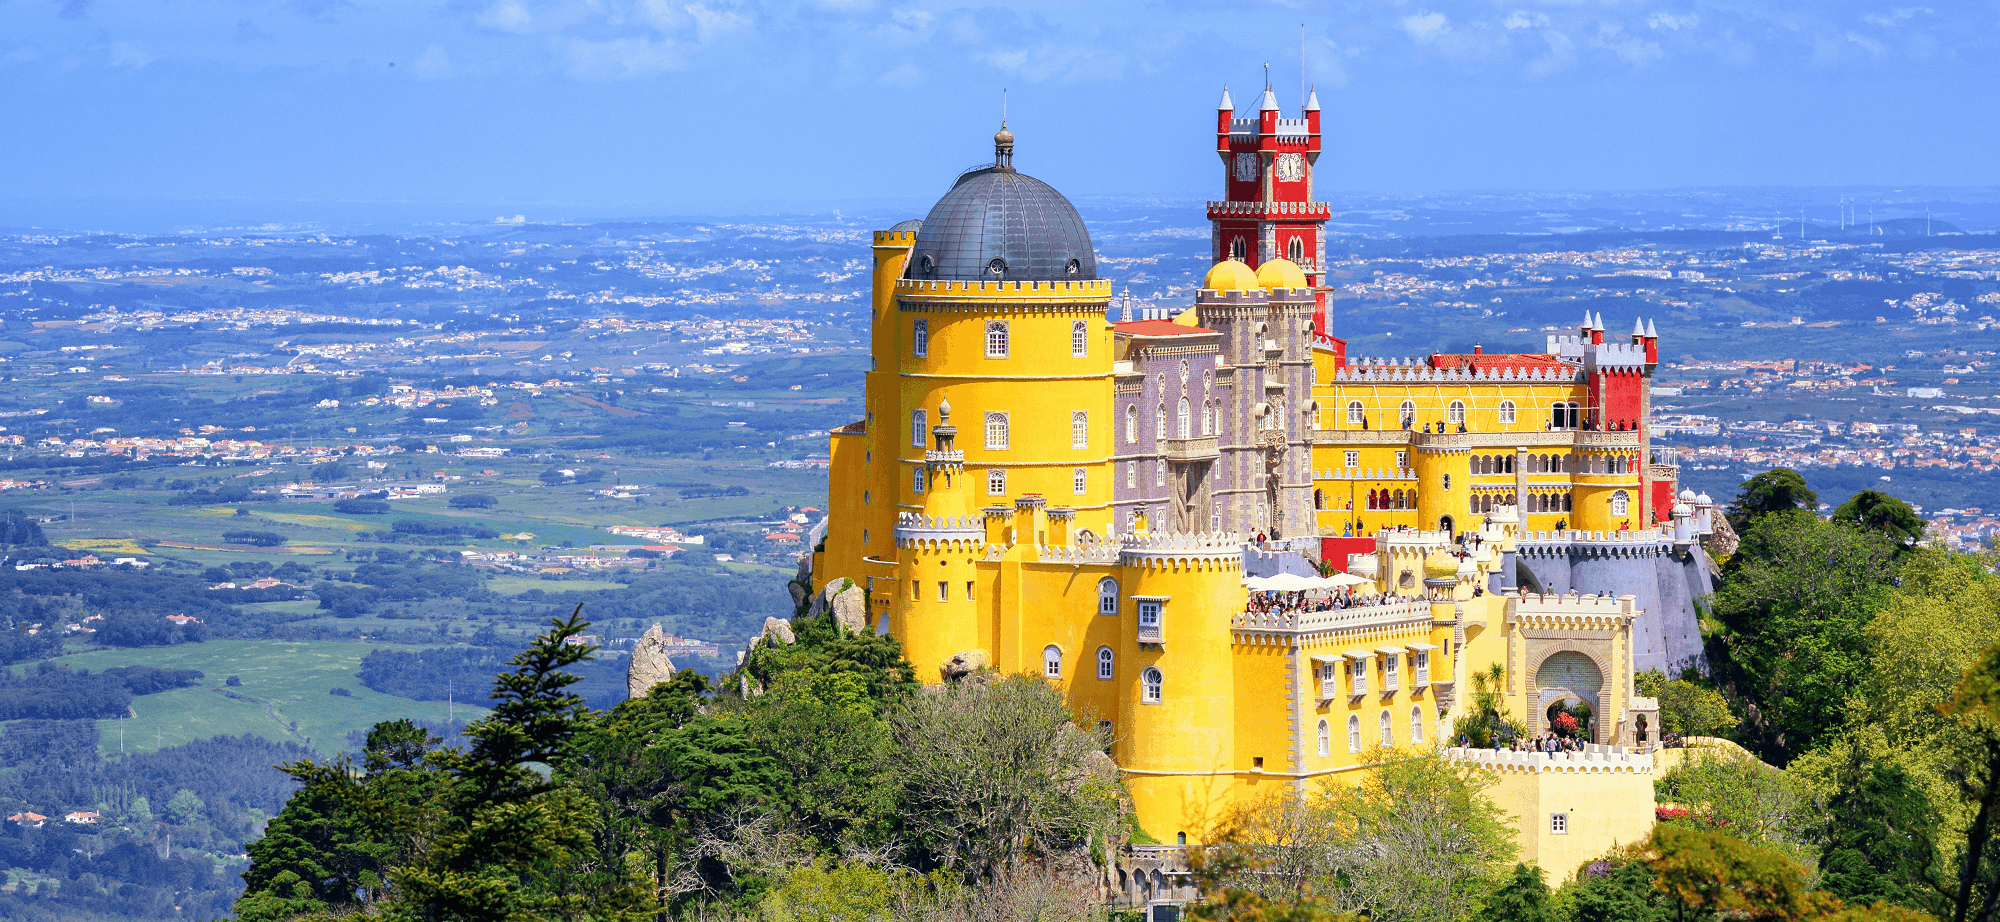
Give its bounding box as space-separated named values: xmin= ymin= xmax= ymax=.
xmin=1427 ymin=353 xmax=1572 ymax=372
xmin=1113 ymin=320 xmax=1216 ymax=337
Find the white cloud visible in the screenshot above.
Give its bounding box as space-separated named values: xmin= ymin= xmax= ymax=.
xmin=1401 ymin=10 xmax=1450 ymax=44
xmin=635 ymin=0 xmax=692 ymax=33
xmin=477 ymin=0 xmax=536 ymax=34
xmin=415 ymin=42 xmax=452 ymax=78
xmin=1862 ymin=7 xmax=1933 ymax=28
xmin=1525 ymin=29 xmax=1574 ymax=78
xmin=980 ymin=42 xmax=1127 ymax=84
xmin=685 ymin=4 xmax=751 ymax=44
xmin=878 ymin=62 xmax=921 ymax=85
xmin=1504 ymin=12 xmax=1546 ymax=30
xmin=561 ymin=35 xmax=687 ymax=78
xmin=1647 ymin=12 xmax=1699 ymax=31
xmin=1845 ymin=30 xmax=1888 ymax=57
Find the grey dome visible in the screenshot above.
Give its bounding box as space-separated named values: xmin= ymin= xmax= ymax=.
xmin=889 ymin=219 xmax=924 ymax=233
xmin=907 ymin=168 xmax=1096 ymax=282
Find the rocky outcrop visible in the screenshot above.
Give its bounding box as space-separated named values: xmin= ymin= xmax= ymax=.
xmin=759 ymin=616 xmax=796 ymax=647
xmin=814 ymin=579 xmax=867 ymax=633
xmin=1704 ymin=514 xmax=1740 ymax=561
xmin=626 ymin=623 xmax=678 ymax=699
xmin=940 ymin=648 xmax=988 ymax=682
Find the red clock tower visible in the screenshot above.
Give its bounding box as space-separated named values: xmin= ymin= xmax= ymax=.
xmin=1210 ymin=83 xmax=1343 ymax=362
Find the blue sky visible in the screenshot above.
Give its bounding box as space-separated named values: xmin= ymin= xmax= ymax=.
xmin=2 ymin=0 xmax=1996 ymax=225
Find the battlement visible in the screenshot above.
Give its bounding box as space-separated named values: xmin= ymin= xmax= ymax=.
xmin=1445 ymin=744 xmax=1654 ymax=774
xmin=893 ymin=278 xmax=1113 ymax=300
xmin=1317 ymin=466 xmax=1416 ymax=481
xmin=894 ymin=512 xmax=985 ymax=547
xmin=1508 ymin=592 xmax=1638 ymax=628
xmin=872 ymin=230 xmax=919 ymax=246
xmin=1233 ymin=597 xmax=1431 ymax=635
xmin=1514 ymin=530 xmax=1672 ymax=558
xmin=1119 ymin=531 xmax=1246 ymax=565
xmin=1331 ymin=361 xmax=1582 ymax=383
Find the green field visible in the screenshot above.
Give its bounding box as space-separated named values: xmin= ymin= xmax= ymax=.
xmin=42 ymin=640 xmax=481 ymax=759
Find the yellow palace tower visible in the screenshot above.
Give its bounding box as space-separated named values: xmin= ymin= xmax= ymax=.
xmin=809 ymin=95 xmax=1715 ymax=909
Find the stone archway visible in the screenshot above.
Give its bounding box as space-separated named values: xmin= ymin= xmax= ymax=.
xmin=1532 ymin=649 xmax=1606 ymax=743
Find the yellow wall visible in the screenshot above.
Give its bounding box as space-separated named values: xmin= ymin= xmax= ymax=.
xmin=1471 ymin=756 xmax=1658 ymax=881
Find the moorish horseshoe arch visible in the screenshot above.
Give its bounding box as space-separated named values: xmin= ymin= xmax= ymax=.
xmin=1528 ymin=646 xmax=1610 ymax=743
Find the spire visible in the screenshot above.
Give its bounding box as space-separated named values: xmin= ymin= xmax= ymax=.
xmin=1632 ymin=317 xmax=1645 ymax=337
xmin=1304 ymin=85 xmax=1320 ymax=112
xmin=1591 ymin=312 xmax=1605 ymax=332
xmin=1119 ymin=288 xmax=1133 ymax=322
xmin=1219 ymin=84 xmax=1234 ymax=110
xmin=1259 ymin=85 xmax=1279 ymax=111
xmin=1646 ymin=318 xmax=1658 ymax=338
xmin=993 ymin=121 xmax=1014 ymax=171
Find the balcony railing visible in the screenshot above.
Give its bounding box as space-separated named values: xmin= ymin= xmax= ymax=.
xmin=1163 ymin=436 xmax=1219 ymax=463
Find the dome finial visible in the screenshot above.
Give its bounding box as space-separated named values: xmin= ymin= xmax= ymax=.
xmin=994 ymin=120 xmax=1015 ymax=171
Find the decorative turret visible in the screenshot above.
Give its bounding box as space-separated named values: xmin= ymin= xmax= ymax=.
xmin=993 ymin=122 xmax=1015 ymax=171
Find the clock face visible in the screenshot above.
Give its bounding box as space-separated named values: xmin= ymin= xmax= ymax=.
xmin=1275 ymin=152 xmax=1305 ymax=183
xmin=1233 ymin=152 xmax=1259 ymax=183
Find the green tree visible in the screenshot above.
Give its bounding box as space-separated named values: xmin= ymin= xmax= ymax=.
xmin=1938 ymin=640 xmax=2000 ymax=922
xmin=1833 ymin=491 xmax=1927 ymax=548
xmin=1318 ymin=749 xmax=1517 ymax=922
xmin=1563 ymin=854 xmax=1673 ymax=922
xmin=1637 ymin=670 xmax=1738 ymax=738
xmin=166 ymin=787 xmax=207 ymax=826
xmin=448 ymin=494 xmax=499 ymax=509
xmin=1821 ymin=762 xmax=1944 ymax=915
xmin=1454 ymin=663 xmax=1527 ymax=748
xmin=1709 ymin=512 xmax=1897 ymax=761
xmin=1647 ymin=824 xmax=1828 ymax=920
xmin=1476 ymin=863 xmax=1555 ymax=922
xmin=1658 ymin=750 xmax=1817 ymax=868
xmin=1729 ymin=468 xmax=1819 ymax=528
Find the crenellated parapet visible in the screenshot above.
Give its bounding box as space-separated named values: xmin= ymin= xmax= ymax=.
xmin=1445 ymin=745 xmax=1654 ymax=774
xmin=1514 ymin=529 xmax=1674 ymax=560
xmin=894 ymin=512 xmax=986 ymax=549
xmin=1332 ymin=360 xmax=1585 ymax=383
xmin=1118 ymin=530 xmax=1246 ymax=566
xmin=1507 ymin=592 xmax=1638 ymax=629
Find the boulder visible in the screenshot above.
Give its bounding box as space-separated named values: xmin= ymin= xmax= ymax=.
xmin=822 ymin=579 xmax=867 ymax=633
xmin=940 ymin=648 xmax=989 ymax=682
xmin=760 ymin=616 xmax=796 ymax=647
xmin=626 ymin=623 xmax=678 ymax=699
xmin=1703 ymin=514 xmax=1740 ymax=561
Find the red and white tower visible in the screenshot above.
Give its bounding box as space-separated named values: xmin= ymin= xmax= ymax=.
xmin=1210 ymin=83 xmax=1343 ymax=362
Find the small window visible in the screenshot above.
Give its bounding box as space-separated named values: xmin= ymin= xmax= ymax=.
xmin=1126 ymin=461 xmax=1136 ymax=488
xmin=1156 ymin=404 xmax=1166 ymax=443
xmin=1155 ymin=462 xmax=1165 ymax=488
xmin=1411 ymin=705 xmax=1425 ymax=743
xmin=1316 ymin=718 xmax=1330 ymax=757
xmin=937 ymin=581 xmax=949 ymax=602
xmin=985 ymin=412 xmax=1009 ymax=450
xmin=1347 ymin=714 xmax=1361 ymax=753
xmin=1396 ymin=450 xmax=1409 ymax=471
xmin=1448 ymin=400 xmax=1466 ymax=426
xmin=1345 ymin=450 xmax=1360 ymax=469
xmin=1230 ymin=238 xmax=1246 ymax=260
xmin=1072 ymin=411 xmax=1089 ymax=449
xmin=1499 ymin=400 xmax=1516 ymax=424
xmin=912 ymin=468 xmax=925 ymax=493
xmin=1071 ymin=320 xmax=1088 ymax=357
xmin=1097 ymin=646 xmax=1115 ymax=680
xmin=1384 ymin=654 xmax=1399 ymax=689
xmin=1125 ymin=405 xmax=1138 ymax=443
xmin=912 ymin=409 xmax=927 ymax=448
xmin=1612 ymin=490 xmax=1630 ymax=517
xmin=1551 ymin=813 xmax=1569 ymax=835
xmin=1380 ymin=710 xmax=1393 ymax=747
xmin=1347 ymin=401 xmax=1364 ymax=425
xmin=985 ymin=321 xmax=1009 ymax=358
xmin=987 ymin=468 xmax=1006 ymax=496
xmin=1399 ymin=400 xmax=1416 ymax=428
xmin=966 ymin=581 xmax=974 ymax=600
xmin=1073 ymin=467 xmax=1087 ymax=495
xmin=1443 ymin=474 xmax=1451 ymax=491
xmin=1098 ymin=578 xmax=1119 ymax=616
xmin=1177 ymin=398 xmax=1190 ymax=439
xmin=1137 ymin=600 xmax=1162 ymax=628
xmin=1043 ymin=644 xmax=1062 ymax=678
xmin=1142 ymin=667 xmax=1163 ymax=703
xmin=912 ymin=319 xmax=929 ymax=357
xmin=1289 ymin=236 xmax=1305 ymax=262
xmin=1350 ymin=659 xmax=1368 ymax=695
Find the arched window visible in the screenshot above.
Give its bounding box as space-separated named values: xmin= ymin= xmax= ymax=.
xmin=1142 ymin=667 xmax=1163 ymax=703
xmin=1400 ymin=400 xmax=1416 ymax=428
xmin=1043 ymin=644 xmax=1062 ymax=678
xmin=985 ymin=321 xmax=1009 ymax=358
xmin=1156 ymin=404 xmax=1166 ymax=442
xmin=1230 ymin=238 xmax=1246 ymax=260
xmin=1071 ymin=320 xmax=1088 ymax=358
xmin=1177 ymin=398 xmax=1190 ymax=439
xmin=1347 ymin=714 xmax=1362 ymax=753
xmin=1073 ymin=467 xmax=1087 ymax=495
xmin=1612 ymin=490 xmax=1630 ymax=517
xmin=1568 ymin=403 xmax=1581 ymax=430
xmin=1203 ymin=401 xmax=1215 ymax=436
xmin=1317 ymin=718 xmax=1331 ymax=757
xmin=1348 ymin=401 xmax=1365 ymax=425
xmin=1411 ymin=705 xmax=1425 ymax=743
xmin=987 ymin=468 xmax=1006 ymax=496
xmin=1098 ymin=578 xmax=1119 ymax=616
xmin=1499 ymin=400 xmax=1516 ymax=425
xmin=912 ymin=467 xmax=925 ymax=493
xmin=1097 ymin=646 xmax=1115 ymax=680
xmin=912 ymin=409 xmax=927 ymax=448
xmin=1313 ymin=489 xmax=1324 ymax=510
xmin=1448 ymin=400 xmax=1466 ymax=426
xmin=1288 ymin=237 xmax=1305 ymax=262
xmin=1125 ymin=461 xmax=1136 ymax=488
xmin=1551 ymin=404 xmax=1566 ymax=429
xmin=1380 ymin=710 xmax=1394 ymax=747
xmin=912 ymin=319 xmax=929 ymax=357
xmin=1393 ymin=489 xmax=1406 ymax=510
xmin=1563 ymin=492 xmax=1574 ymax=512
xmin=1071 ymin=411 xmax=1088 ymax=449
xmin=1125 ymin=405 xmax=1137 ymax=443
xmin=984 ymin=412 xmax=1008 ymax=450
xmin=1155 ymin=461 xmax=1165 ymax=488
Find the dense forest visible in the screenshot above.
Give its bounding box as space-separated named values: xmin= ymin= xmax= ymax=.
xmin=222 ymin=470 xmax=2000 ymax=922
